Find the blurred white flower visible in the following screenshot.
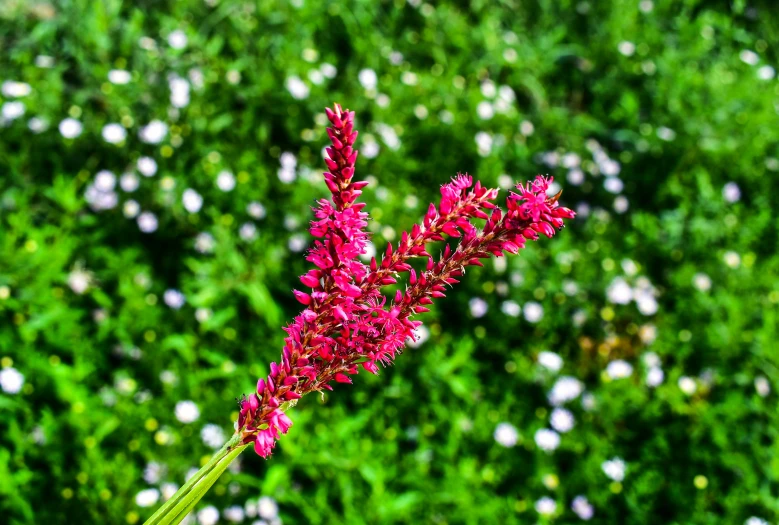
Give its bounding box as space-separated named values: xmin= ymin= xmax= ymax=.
xmin=308 ymin=69 xmax=324 ymax=85
xmin=567 ymin=168 xmax=585 ymax=186
xmin=549 ymin=376 xmax=584 ymax=406
xmin=475 ymin=131 xmax=493 ymax=156
xmin=195 ymin=308 xmax=212 ymax=323
xmin=84 ymin=179 xmax=118 ymax=211
xmin=542 ymin=151 xmax=560 ymax=167
xmin=200 ymin=424 xmax=225 ymax=449
xmin=197 ymin=505 xmax=219 ymax=525
xmin=285 ymin=76 xmax=309 ymax=99
xmin=279 ymin=152 xmax=297 ymax=171
xmin=28 ymin=117 xmax=47 ymax=133
xmin=614 ymin=196 xmax=629 ymax=214
xmin=535 ymin=496 xmax=557 ymax=516
xmin=493 ymin=422 xmax=519 ymax=447
xmin=164 ymin=289 xmax=185 ymax=309
xmin=139 ymin=120 xmax=168 ymax=144
xmin=143 ymin=461 xmax=165 ymax=484
xmin=240 ymin=222 xmax=258 ymax=241
xmin=561 ymin=152 xmax=580 ymax=168
xmin=520 ymin=120 xmax=534 ymax=136
xmin=745 ymin=517 xmax=769 ymax=525
xmin=95 ymin=170 xmax=116 ymax=192
xmin=35 ymin=55 xmax=55 ymax=68
xmin=2 ymin=101 xmax=25 ymax=120
xmin=538 ymin=351 xmax=563 ymax=373
xmin=247 ymin=201 xmax=266 ymax=219
xmin=217 ymin=170 xmax=236 ymax=191
xmin=606 ymin=360 xmax=633 ymax=380
xmin=642 ymin=352 xmax=660 ymax=367
xmin=108 ymin=69 xmax=132 ymax=84
xmin=722 ymin=182 xmax=741 ymax=203
xmin=657 ymin=126 xmax=676 ymax=141
xmin=618 ymin=41 xmax=636 ymax=56
xmin=754 ymin=376 xmax=770 ymax=397
xmin=646 ymin=367 xmax=664 ymax=387
xmin=757 ymin=65 xmax=775 ymax=80
xmin=120 ymin=173 xmax=140 ymax=193
xmin=123 ymin=200 xmax=140 ymax=219
xmin=550 ymin=407 xmax=575 ymax=433
xmin=102 ymin=123 xmax=127 ymax=144
xmin=723 ymin=251 xmax=741 ymax=268
xmin=476 ymin=101 xmax=494 ymax=120
xmin=2 ymin=80 xmax=32 ymax=98
xmin=401 ymin=71 xmax=418 ymax=85
xmin=358 ymin=69 xmax=378 ymax=89
xmin=195 ymin=232 xmax=215 ymax=254
xmin=168 ymin=30 xmax=188 ymax=50
xmin=523 ymin=301 xmax=544 ymax=323
xmin=135 ymin=488 xmax=160 ymax=507
xmin=362 ymin=140 xmax=380 ymax=159
xmin=739 ymin=50 xmax=759 ymax=66
xmin=500 ymin=300 xmax=521 ymax=317
xmin=0 ymin=367 xmax=25 ymax=394
xmin=169 ymin=76 xmax=190 ymax=108
xmin=602 ymin=457 xmax=626 ymax=481
xmin=604 ymin=177 xmax=624 ymax=194
xmin=68 ymin=268 xmax=92 ymax=294
xmin=137 ymin=211 xmax=158 ymax=233
xmin=137 ymin=156 xmax=157 ymax=177
xmin=223 ymin=506 xmax=245 ymax=522
xmin=581 ymin=392 xmax=596 ymax=411
xmin=534 ymin=428 xmax=560 ymax=452
xmin=480 ymin=80 xmax=496 ymax=98
xmin=607 ymin=277 xmax=632 ymax=304
xmin=288 ymin=234 xmax=307 ymax=253
xmin=693 ymin=273 xmax=711 ymax=292
xmin=678 ymin=376 xmax=697 ymax=395
xmin=182 ymin=189 xmax=203 ymax=213
xmin=257 ymin=496 xmax=279 ymax=520
xmin=320 ymin=63 xmax=337 ymax=78
xmin=468 ymin=297 xmax=488 ymax=318
xmin=571 ymin=495 xmax=594 ymax=520
xmin=175 ymin=400 xmax=200 ymax=423
xmin=59 ymin=118 xmax=83 ymax=139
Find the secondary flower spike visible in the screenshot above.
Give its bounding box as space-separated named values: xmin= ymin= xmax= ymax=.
xmin=236 ymin=104 xmax=575 ymax=458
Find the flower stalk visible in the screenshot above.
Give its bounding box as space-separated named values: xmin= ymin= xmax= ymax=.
xmin=144 ymin=103 xmax=574 ymax=523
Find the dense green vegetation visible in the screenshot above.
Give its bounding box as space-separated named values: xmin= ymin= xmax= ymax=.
xmin=1 ymin=1 xmax=778 ymax=523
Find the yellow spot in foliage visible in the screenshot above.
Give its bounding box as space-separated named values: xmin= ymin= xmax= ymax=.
xmin=694 ymin=475 xmax=708 ymax=489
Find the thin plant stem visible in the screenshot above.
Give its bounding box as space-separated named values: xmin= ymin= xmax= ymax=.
xmin=143 ymin=433 xmax=246 ymax=525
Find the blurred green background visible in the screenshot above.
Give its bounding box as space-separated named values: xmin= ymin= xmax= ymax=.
xmin=1 ymin=0 xmax=778 ymax=523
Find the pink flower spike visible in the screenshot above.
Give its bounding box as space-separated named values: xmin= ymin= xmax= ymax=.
xmin=236 ymin=107 xmax=574 ymax=459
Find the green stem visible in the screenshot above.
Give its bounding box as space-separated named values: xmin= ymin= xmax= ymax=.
xmin=143 ymin=434 xmax=248 ymax=525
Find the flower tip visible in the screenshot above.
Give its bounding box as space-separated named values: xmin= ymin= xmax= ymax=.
xmin=334 ymin=373 xmax=353 ymax=384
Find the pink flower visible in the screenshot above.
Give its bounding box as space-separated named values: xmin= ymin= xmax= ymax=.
xmin=234 ymin=104 xmax=575 ymax=457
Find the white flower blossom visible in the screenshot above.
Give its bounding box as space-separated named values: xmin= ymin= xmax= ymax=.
xmin=534 ymin=428 xmax=560 ymax=452
xmin=602 ymin=457 xmax=626 ymax=481
xmin=135 ymin=488 xmax=160 ymax=507
xmin=0 ymin=367 xmax=25 ymax=394
xmin=494 ymin=422 xmax=519 ymax=447
xmin=175 ymin=400 xmax=200 ymax=423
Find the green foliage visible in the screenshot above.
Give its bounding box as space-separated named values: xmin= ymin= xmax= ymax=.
xmin=1 ymin=0 xmax=778 ymax=524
